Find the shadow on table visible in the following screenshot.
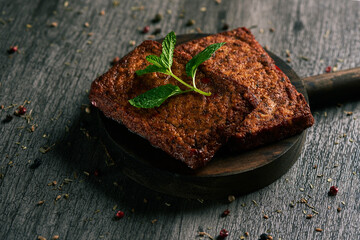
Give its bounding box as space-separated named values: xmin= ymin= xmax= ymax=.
xmin=52 ymin=99 xmax=235 ymax=217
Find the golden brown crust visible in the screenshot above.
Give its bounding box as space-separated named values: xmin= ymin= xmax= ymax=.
xmin=89 ymin=40 xmax=254 ymax=169
xmin=176 ymin=27 xmax=314 ymax=150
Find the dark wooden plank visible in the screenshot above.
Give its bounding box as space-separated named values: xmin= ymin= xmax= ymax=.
xmin=0 ymin=0 xmax=359 ymax=239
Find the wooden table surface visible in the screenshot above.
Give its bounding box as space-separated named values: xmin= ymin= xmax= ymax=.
xmin=0 ymin=0 xmax=359 ymax=239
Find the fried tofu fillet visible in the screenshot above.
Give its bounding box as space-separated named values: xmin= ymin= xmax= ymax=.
xmin=176 ymin=27 xmax=314 ymax=150
xmin=89 ymin=40 xmax=255 ymax=169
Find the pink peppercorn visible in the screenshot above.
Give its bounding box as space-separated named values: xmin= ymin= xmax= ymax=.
xmin=142 ymin=26 xmax=150 ymax=33
xmin=8 ymin=46 xmax=18 ymax=54
xmin=116 ymin=211 xmax=124 ymax=219
xmin=17 ymin=106 xmax=27 ymax=115
xmin=222 ymin=209 xmax=230 ymax=217
xmin=329 ymin=186 xmax=338 ymax=196
xmin=325 ymin=66 xmax=332 ymax=73
xmin=219 ymin=229 xmax=229 ymax=238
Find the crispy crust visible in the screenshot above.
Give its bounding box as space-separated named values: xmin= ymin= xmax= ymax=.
xmin=176 ymin=27 xmax=314 ymax=150
xmin=89 ymin=40 xmax=255 ymax=169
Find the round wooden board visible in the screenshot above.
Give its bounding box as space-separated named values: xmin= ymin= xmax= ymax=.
xmin=97 ymin=34 xmax=308 ymax=199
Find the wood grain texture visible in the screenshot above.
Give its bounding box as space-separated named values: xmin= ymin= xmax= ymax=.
xmin=0 ymin=0 xmax=359 ymax=239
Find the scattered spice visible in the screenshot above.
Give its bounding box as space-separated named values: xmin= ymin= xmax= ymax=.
xmin=152 ymin=13 xmax=163 ymax=23
xmin=244 ymin=232 xmax=249 ymax=237
xmin=84 ymin=22 xmax=90 ymax=28
xmin=325 ymin=66 xmax=332 ymax=73
xmin=315 ymin=228 xmax=323 ymax=232
xmin=99 ymin=10 xmax=105 ymax=16
xmin=37 ymin=200 xmax=45 ymax=205
xmin=200 ymin=7 xmax=207 ymax=12
xmin=38 ymin=236 xmax=46 ymax=240
xmin=228 ymin=195 xmax=235 ymax=202
xmin=299 ymin=55 xmax=309 ymax=61
xmin=50 ymin=22 xmax=58 ymax=27
xmin=328 ymin=186 xmax=338 ymax=196
xmin=52 ymin=235 xmax=59 ymax=240
xmin=39 ymin=144 xmax=55 ymax=154
xmin=195 ymin=27 xmax=203 ymax=33
xmin=219 ymin=229 xmax=229 ymax=238
xmin=344 ymin=111 xmax=353 ymax=116
xmin=115 ymin=210 xmax=124 ymax=219
xmin=215 ymin=0 xmax=222 ymax=4
xmin=269 ymin=27 xmax=275 ymax=32
xmin=186 ymin=19 xmax=195 ymax=26
xmin=285 ymin=49 xmax=291 ymax=57
xmin=15 ymin=105 xmax=27 ymax=115
xmin=48 ymin=180 xmax=57 ymax=186
xmin=324 ymin=30 xmax=330 ymax=38
xmin=222 ymin=209 xmax=230 ymax=217
xmin=129 ymin=40 xmax=136 ymax=46
xmin=142 ymin=25 xmax=150 ymax=33
xmin=151 ymin=219 xmax=157 ymax=224
xmin=263 ymin=214 xmax=269 ymax=219
xmin=29 ymin=158 xmax=42 ymax=169
xmin=55 ymin=195 xmax=61 ymax=201
xmin=2 ymin=114 xmax=13 ymax=123
xmin=63 ymin=194 xmax=69 ymax=199
xmin=131 ymin=5 xmax=145 ymax=11
xmin=199 ymin=231 xmax=214 ymax=240
xmin=306 ymin=214 xmax=313 ymax=219
xmin=8 ymin=45 xmax=18 ymax=54
xmin=337 ymin=207 xmax=342 ymax=212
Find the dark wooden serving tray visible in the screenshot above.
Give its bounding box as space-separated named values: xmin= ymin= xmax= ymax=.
xmin=96 ymin=34 xmax=360 ymax=199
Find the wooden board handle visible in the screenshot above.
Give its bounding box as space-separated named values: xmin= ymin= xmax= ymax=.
xmin=302 ymin=67 xmax=360 ymax=105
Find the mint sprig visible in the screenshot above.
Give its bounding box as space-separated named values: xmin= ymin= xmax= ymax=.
xmin=130 ymin=31 xmax=226 ymax=108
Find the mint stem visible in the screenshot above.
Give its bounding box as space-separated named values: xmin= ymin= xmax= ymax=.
xmin=168 ymin=71 xmax=211 ymax=96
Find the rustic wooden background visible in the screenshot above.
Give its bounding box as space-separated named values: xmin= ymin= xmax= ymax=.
xmin=0 ymin=0 xmax=359 ymax=239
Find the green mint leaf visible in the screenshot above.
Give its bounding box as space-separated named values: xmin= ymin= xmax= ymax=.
xmin=129 ymin=84 xmax=183 ymax=108
xmin=146 ymin=55 xmax=166 ymax=68
xmin=160 ymin=31 xmax=176 ymax=69
xmin=136 ymin=65 xmax=168 ymax=76
xmin=186 ymin=42 xmax=226 ymax=79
